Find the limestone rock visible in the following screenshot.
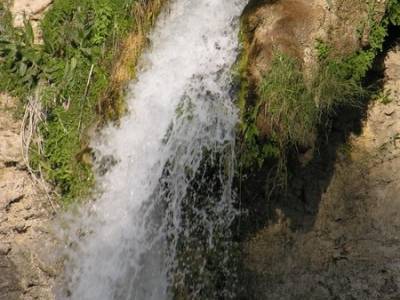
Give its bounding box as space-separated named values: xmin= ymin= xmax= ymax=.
xmin=0 ymin=93 xmax=59 ymax=299
xmin=244 ymin=39 xmax=400 ymax=300
xmin=9 ymin=0 xmax=53 ymax=44
xmin=10 ymin=0 xmax=53 ymax=26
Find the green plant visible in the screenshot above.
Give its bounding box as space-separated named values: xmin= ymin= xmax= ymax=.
xmin=375 ymin=89 xmax=393 ymax=105
xmin=91 ymin=3 xmax=113 ymax=45
xmin=367 ymin=0 xmax=389 ymax=50
xmin=258 ymin=54 xmax=316 ymax=147
xmin=240 ymin=51 xmax=366 ymax=179
xmin=0 ymin=0 xmax=163 ymax=203
xmin=315 ymin=38 xmax=331 ymax=61
xmin=0 ymin=16 xmax=44 ymax=96
xmin=388 ymin=0 xmax=400 ymax=25
xmin=344 ymin=0 xmax=400 ymax=83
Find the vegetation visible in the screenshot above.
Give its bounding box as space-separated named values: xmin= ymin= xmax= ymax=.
xmin=240 ymin=52 xmax=365 ymax=185
xmin=375 ymin=89 xmax=393 ymax=105
xmin=238 ymin=0 xmax=400 ymax=185
xmin=0 ymin=0 xmax=165 ymax=203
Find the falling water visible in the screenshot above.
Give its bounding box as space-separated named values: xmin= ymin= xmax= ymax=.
xmin=63 ymin=0 xmax=247 ymax=299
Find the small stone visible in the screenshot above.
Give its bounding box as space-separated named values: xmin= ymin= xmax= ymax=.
xmin=14 ymin=223 xmax=29 ymax=233
xmin=0 ymin=243 xmax=11 ymax=255
xmin=384 ymin=108 xmax=395 ymax=116
xmin=4 ymin=195 xmax=24 ymax=211
xmin=23 ymin=212 xmax=37 ymax=220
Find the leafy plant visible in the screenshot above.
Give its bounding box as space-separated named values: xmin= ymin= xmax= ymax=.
xmin=0 ymin=16 xmax=44 ymax=96
xmin=375 ymin=89 xmax=393 ymax=105
xmin=388 ymin=0 xmax=400 ymax=25
xmin=91 ymin=3 xmax=113 ymax=45
xmin=315 ymin=38 xmax=331 ymax=61
xmin=0 ymin=0 xmax=161 ymax=202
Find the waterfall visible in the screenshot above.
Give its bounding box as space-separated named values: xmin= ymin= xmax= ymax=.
xmin=62 ymin=0 xmax=247 ymax=299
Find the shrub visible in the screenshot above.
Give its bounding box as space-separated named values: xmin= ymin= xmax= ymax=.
xmin=240 ymin=51 xmax=366 ymax=176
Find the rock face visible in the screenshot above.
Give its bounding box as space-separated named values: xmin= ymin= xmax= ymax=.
xmin=241 ymin=0 xmax=326 ymax=87
xmin=243 ymin=42 xmax=400 ymax=299
xmin=0 ymin=94 xmax=58 ymax=300
xmin=9 ymin=0 xmax=53 ymax=43
xmin=241 ymin=0 xmax=386 ymax=88
xmin=10 ymin=0 xmax=53 ymax=25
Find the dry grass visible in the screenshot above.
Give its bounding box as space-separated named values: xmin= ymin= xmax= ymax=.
xmin=20 ymin=88 xmax=57 ymax=212
xmin=99 ymin=0 xmax=169 ymax=121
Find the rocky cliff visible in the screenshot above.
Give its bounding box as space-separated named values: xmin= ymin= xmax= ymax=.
xmin=1 ymin=0 xmax=400 ymax=299
xmin=239 ymin=1 xmax=400 ymax=299
xmin=243 ymin=42 xmax=400 ymax=300
xmin=0 ymin=2 xmax=58 ymax=299
xmin=241 ymin=0 xmax=386 ymax=88
xmin=0 ymin=94 xmax=58 ymax=300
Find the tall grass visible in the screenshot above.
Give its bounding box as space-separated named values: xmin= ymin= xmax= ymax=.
xmin=241 ymin=51 xmax=366 ymax=176
xmin=258 ymin=54 xmax=316 ymax=148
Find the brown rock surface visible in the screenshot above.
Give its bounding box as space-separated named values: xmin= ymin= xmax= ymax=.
xmin=10 ymin=0 xmax=53 ymax=25
xmin=243 ymin=42 xmax=400 ymax=300
xmin=9 ymin=0 xmax=53 ymax=43
xmin=241 ymin=0 xmax=386 ymax=88
xmin=0 ymin=94 xmax=58 ymax=300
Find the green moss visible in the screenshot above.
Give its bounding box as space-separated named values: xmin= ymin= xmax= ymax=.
xmin=236 ymin=30 xmax=250 ymax=125
xmin=233 ymin=26 xmax=278 ymax=170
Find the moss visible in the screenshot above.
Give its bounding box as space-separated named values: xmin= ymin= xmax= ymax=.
xmin=236 ymin=55 xmax=249 ymax=130
xmin=99 ymin=0 xmax=167 ymax=122
xmin=234 ymin=28 xmax=250 ymax=127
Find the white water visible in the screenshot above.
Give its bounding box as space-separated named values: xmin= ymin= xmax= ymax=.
xmin=63 ymin=0 xmax=247 ymax=299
